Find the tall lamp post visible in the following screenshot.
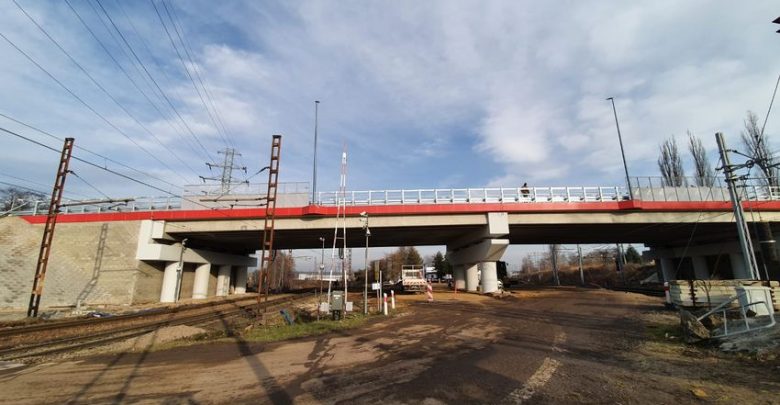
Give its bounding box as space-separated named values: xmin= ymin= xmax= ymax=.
xmin=606 ymin=97 xmax=633 ymax=200
xmin=312 ymin=100 xmax=320 ymax=204
xmin=360 ymin=212 xmax=370 ymax=314
xmin=317 ymin=236 xmax=325 ymax=320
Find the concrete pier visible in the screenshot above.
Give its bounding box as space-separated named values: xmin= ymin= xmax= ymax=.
xmin=481 ymin=261 xmax=498 ymax=293
xmin=160 ymin=261 xmax=180 ymax=303
xmin=192 ymin=263 xmax=211 ymax=299
xmin=465 ymin=264 xmax=479 ymax=292
xmin=234 ymin=266 xmax=248 ymax=294
xmin=216 ymin=265 xmax=231 ymax=296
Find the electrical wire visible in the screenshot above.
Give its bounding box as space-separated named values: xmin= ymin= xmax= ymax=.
xmin=93 ymin=0 xmax=215 ymax=163
xmin=69 ymin=171 xmax=111 ymax=199
xmin=0 ymin=112 xmax=182 ymax=191
xmin=0 ymin=125 xmax=263 ymax=232
xmin=0 ymin=172 xmax=91 ymax=199
xmin=0 ymin=28 xmax=190 ymax=184
xmin=159 ymin=0 xmax=234 ymax=149
xmin=63 ymin=0 xmax=208 ymax=167
xmin=12 ymin=0 xmax=198 ymax=182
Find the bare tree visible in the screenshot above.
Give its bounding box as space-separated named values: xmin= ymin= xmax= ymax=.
xmin=658 ymin=136 xmax=685 ymax=186
xmin=687 ymin=131 xmax=715 ymax=186
xmin=740 ymin=110 xmax=779 ymax=187
xmin=548 ymin=244 xmax=560 ymax=286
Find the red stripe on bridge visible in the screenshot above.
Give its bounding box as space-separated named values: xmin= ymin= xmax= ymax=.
xmin=19 ymin=201 xmax=780 ymax=224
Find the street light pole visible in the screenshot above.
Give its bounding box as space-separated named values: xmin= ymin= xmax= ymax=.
xmin=317 ymin=236 xmax=325 ymax=320
xmin=607 ymin=97 xmax=634 ymax=200
xmin=361 ymin=212 xmax=370 ymax=315
xmin=312 ymin=100 xmax=320 ymax=204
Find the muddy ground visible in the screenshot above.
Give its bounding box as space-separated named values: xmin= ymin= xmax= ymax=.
xmin=1 ymin=288 xmax=778 ymax=404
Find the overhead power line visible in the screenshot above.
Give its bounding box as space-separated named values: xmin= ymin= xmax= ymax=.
xmin=0 ymin=172 xmax=91 ymax=199
xmin=158 ymin=0 xmax=234 ymax=149
xmin=0 ymin=112 xmax=182 ymax=191
xmin=108 ymin=0 xmax=210 ymax=162
xmin=63 ymin=0 xmax=209 ymax=166
xmin=70 ymin=171 xmax=111 ymax=199
xmin=0 ymin=28 xmax=189 ymax=184
xmin=94 ymin=0 xmax=216 ymax=163
xmin=12 ymin=0 xmax=197 ymax=182
xmin=0 ymin=124 xmax=267 ymax=233
xmin=165 ymin=0 xmax=233 ymax=147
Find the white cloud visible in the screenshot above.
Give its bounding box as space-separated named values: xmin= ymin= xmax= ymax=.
xmin=0 ymin=0 xmax=778 ymax=199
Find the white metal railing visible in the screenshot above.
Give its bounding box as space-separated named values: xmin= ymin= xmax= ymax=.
xmin=10 ymin=178 xmax=780 ymax=215
xmin=315 ymin=186 xmax=631 ymax=205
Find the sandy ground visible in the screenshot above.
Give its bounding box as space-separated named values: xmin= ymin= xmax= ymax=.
xmin=1 ymin=288 xmax=778 ymax=404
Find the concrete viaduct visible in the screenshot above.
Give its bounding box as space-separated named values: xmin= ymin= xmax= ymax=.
xmin=3 ymin=183 xmax=780 ymax=310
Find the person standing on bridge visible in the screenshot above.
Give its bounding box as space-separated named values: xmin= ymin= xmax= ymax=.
xmin=521 ymin=183 xmax=530 ymax=199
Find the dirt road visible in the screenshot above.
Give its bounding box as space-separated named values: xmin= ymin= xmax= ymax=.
xmin=1 ymin=288 xmax=778 ymax=404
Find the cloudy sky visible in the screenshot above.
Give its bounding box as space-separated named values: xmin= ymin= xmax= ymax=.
xmin=0 ymin=1 xmax=778 ymax=266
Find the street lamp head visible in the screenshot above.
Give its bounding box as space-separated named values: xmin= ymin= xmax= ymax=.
xmin=319 ymin=236 xmax=325 ymax=242
xmin=315 ymin=100 xmax=320 ymax=104
xmin=366 ymin=228 xmax=371 ymax=237
xmin=359 ymin=211 xmax=367 ymax=217
xmin=606 ymin=97 xmax=614 ymax=101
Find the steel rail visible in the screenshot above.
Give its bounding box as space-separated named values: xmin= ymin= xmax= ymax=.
xmin=0 ymin=294 xmax=263 ymax=338
xmin=0 ymin=293 xmax=312 ymax=360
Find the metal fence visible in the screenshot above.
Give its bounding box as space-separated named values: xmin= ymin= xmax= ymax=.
xmin=9 ymin=177 xmax=780 ymax=215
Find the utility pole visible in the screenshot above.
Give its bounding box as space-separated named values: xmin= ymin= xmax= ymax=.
xmin=317 ymin=236 xmax=325 ymax=320
xmin=174 ymin=238 xmax=188 ymax=302
xmin=200 ymin=148 xmax=248 ymax=194
xmin=616 ymin=244 xmax=626 ymax=285
xmin=258 ymin=135 xmax=282 ymax=307
xmin=312 ymin=100 xmax=320 ymax=204
xmin=549 ymin=245 xmax=560 ymax=286
xmin=577 ymin=244 xmax=585 ymax=286
xmin=28 ymin=137 xmax=74 ymax=317
xmin=360 ymin=212 xmax=370 ymax=315
xmin=607 ymin=97 xmax=634 ymax=200
xmin=716 ymin=132 xmax=760 ymax=279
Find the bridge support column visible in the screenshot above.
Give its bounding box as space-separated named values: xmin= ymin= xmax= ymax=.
xmin=692 ymin=256 xmax=709 ymax=280
xmin=730 ymin=253 xmax=751 ymax=279
xmin=465 ymin=264 xmax=479 ymax=292
xmin=481 ymin=261 xmax=498 ymax=293
xmin=192 ymin=263 xmax=211 ymax=299
xmin=234 ymin=266 xmax=247 ymax=294
xmin=658 ymin=258 xmax=675 ymax=282
xmin=453 ymin=265 xmax=466 ymax=290
xmin=216 ymin=265 xmax=232 ymax=296
xmin=160 ymin=261 xmax=179 ymax=303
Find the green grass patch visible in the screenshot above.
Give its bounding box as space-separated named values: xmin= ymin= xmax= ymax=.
xmin=645 ymin=322 xmax=682 ymax=341
xmin=242 ymin=314 xmax=370 ymax=343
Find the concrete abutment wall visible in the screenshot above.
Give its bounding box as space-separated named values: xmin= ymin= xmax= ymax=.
xmin=0 ymin=217 xmax=252 ymax=311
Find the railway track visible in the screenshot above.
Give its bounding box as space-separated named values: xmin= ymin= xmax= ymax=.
xmin=609 ymin=286 xmax=665 ymax=297
xmin=0 ymin=293 xmax=313 ymax=361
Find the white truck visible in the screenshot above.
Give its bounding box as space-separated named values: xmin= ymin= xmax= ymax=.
xmin=398 ymin=265 xmax=428 ymax=292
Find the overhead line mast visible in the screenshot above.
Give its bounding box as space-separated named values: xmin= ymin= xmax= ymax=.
xmin=200 ymin=148 xmax=248 ymax=194
xmin=27 ymin=138 xmax=74 ymax=317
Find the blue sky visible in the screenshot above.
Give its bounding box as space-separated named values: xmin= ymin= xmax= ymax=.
xmin=0 ymin=1 xmax=778 ymax=268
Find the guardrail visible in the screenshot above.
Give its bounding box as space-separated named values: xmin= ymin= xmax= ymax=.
xmin=8 ymin=177 xmax=780 ymax=215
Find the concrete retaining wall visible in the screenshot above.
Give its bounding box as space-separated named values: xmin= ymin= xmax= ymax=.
xmin=0 ymin=217 xmax=158 ymax=309
xmin=669 ymin=280 xmax=780 ymax=310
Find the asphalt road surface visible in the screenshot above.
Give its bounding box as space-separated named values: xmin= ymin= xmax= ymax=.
xmin=1 ymin=288 xmax=776 ymax=404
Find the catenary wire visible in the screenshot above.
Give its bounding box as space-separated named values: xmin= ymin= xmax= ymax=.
xmin=63 ymin=0 xmax=209 ymax=167
xmin=0 ymin=112 xmax=182 ymax=191
xmin=94 ymin=0 xmax=215 ymax=163
xmin=0 ymin=29 xmax=189 ymax=184
xmin=158 ymin=0 xmax=234 ymax=149
xmin=12 ymin=0 xmax=199 ymax=182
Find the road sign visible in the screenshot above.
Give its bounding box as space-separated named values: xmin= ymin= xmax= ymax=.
xmin=371 ymin=282 xmax=381 ymax=290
